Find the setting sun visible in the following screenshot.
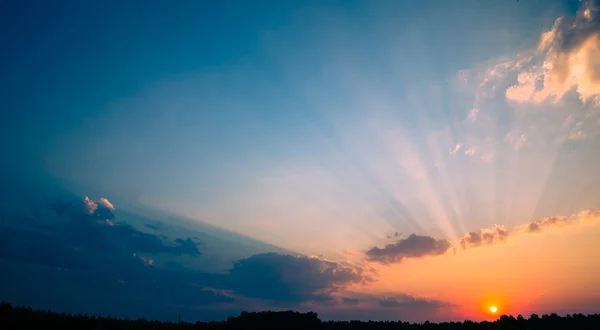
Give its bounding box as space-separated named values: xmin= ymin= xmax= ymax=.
xmin=490 ymin=306 xmax=498 ymax=314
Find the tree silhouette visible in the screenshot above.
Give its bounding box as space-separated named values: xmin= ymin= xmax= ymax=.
xmin=1 ymin=301 xmax=599 ymax=330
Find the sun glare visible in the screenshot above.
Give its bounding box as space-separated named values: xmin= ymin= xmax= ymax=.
xmin=490 ymin=306 xmax=498 ymax=313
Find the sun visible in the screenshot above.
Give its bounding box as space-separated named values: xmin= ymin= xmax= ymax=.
xmin=489 ymin=306 xmax=498 ymax=313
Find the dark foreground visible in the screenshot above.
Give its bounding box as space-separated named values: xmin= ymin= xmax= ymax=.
xmin=1 ymin=303 xmax=599 ymax=330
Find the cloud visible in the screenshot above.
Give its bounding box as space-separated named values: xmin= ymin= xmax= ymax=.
xmin=341 ymin=297 xmax=359 ymax=305
xmin=84 ymin=196 xmax=98 ymax=214
xmin=3 ymin=192 xmax=382 ymax=320
xmin=458 ymin=224 xmax=509 ymax=249
xmin=524 ymin=215 xmax=570 ymax=233
xmin=56 ymin=196 xmax=116 ymax=222
xmin=505 ymin=0 xmax=600 ymax=105
xmin=365 ymin=234 xmax=452 ymax=264
xmin=365 ymin=210 xmax=600 ymax=256
xmin=49 ymin=196 xmax=200 ymax=257
xmin=458 ymin=209 xmax=600 ymax=249
xmin=316 ymin=291 xmax=453 ymax=322
xmin=227 ymin=253 xmax=371 ymax=303
xmin=97 ymin=197 xmax=115 ymax=211
xmin=464 ymin=148 xmax=476 ymax=156
xmin=376 ymin=294 xmax=449 ymax=309
xmin=449 ymin=144 xmax=461 ymax=155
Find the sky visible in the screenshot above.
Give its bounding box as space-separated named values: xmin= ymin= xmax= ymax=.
xmin=1 ymin=0 xmax=600 ymax=323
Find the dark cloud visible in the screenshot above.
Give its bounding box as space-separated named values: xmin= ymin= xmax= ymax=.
xmin=365 ymin=234 xmax=452 ymax=264
xmin=0 ymin=173 xmax=453 ymax=322
xmin=0 ymin=189 xmax=381 ymax=320
xmin=378 ymin=297 xmax=401 ymax=308
xmin=314 ymin=292 xmax=453 ymax=322
xmin=227 ymin=253 xmax=371 ymax=303
xmin=145 ymin=223 xmax=160 ymax=230
xmin=341 ymin=298 xmax=359 ymax=305
xmin=48 ymin=196 xmax=200 ymax=257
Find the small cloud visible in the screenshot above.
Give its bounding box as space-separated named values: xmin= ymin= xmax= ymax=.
xmin=522 ymin=215 xmax=571 ymax=233
xmin=84 ymin=196 xmax=98 ymax=215
xmin=97 ymin=198 xmax=115 ymax=211
xmin=505 ymin=132 xmax=528 ymax=150
xmin=365 ymin=234 xmax=452 ymax=264
xmin=458 ymin=224 xmax=509 ymax=249
xmin=385 ymin=232 xmax=402 ymax=240
xmin=464 ymin=148 xmax=476 ymax=156
xmin=133 ymin=254 xmax=154 ymax=266
xmin=468 ymin=108 xmax=479 ymax=122
xmin=449 ymin=144 xmax=461 ymax=155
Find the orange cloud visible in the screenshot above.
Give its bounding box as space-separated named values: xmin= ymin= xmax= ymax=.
xmin=458 ymin=209 xmax=600 ymax=250
xmin=362 ymin=209 xmax=600 ymax=260
xmin=458 ymin=224 xmax=509 ymax=249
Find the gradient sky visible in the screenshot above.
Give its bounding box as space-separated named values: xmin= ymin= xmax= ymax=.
xmin=1 ymin=0 xmax=600 ymax=323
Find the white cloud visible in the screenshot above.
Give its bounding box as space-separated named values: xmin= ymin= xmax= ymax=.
xmin=449 ymin=144 xmax=461 ymax=155
xmin=505 ymin=0 xmax=600 ymax=106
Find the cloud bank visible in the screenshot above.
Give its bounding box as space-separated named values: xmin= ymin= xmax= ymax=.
xmin=0 ymin=179 xmax=448 ymax=321
xmin=458 ymin=209 xmax=600 ymax=250
xmin=365 ymin=209 xmax=600 ymax=263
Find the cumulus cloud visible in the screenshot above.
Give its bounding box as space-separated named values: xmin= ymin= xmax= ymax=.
xmin=97 ymin=197 xmax=115 ymax=211
xmin=520 ymin=210 xmax=600 ymax=233
xmin=506 ymin=0 xmax=600 ymax=105
xmin=457 ymin=209 xmax=600 ymax=249
xmin=227 ymin=253 xmax=372 ymax=303
xmin=458 ymin=224 xmax=509 ymax=249
xmin=365 ymin=210 xmax=600 ymax=256
xmin=365 ymin=234 xmax=452 ymax=264
xmin=524 ymin=215 xmax=570 ymax=233
xmin=81 ymin=196 xmax=116 ymax=220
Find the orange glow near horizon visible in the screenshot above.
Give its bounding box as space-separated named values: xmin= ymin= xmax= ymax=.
xmin=353 ymin=221 xmax=600 ymax=321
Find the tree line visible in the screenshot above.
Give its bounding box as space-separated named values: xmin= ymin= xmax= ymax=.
xmin=1 ymin=302 xmax=599 ymax=329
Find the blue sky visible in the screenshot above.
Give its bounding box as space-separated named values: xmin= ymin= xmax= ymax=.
xmin=2 ymin=0 xmax=600 ymax=323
